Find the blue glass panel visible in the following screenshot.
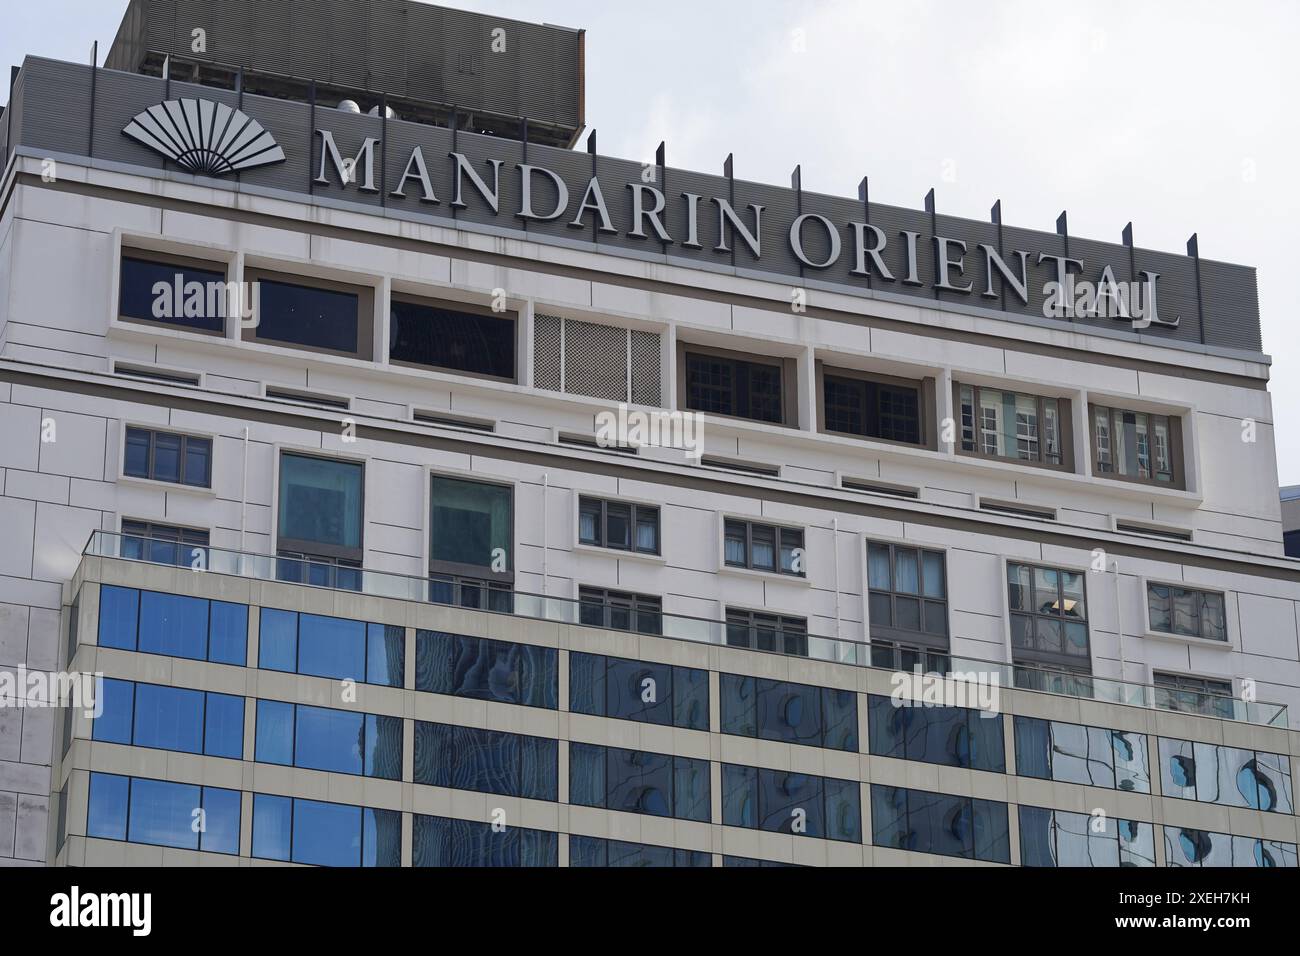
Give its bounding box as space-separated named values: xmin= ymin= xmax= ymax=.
xmin=92 ymin=678 xmax=134 ymax=744
xmin=917 ymin=707 xmax=967 ymax=767
xmin=204 ymin=693 xmax=245 ymax=760
xmin=607 ymin=658 xmax=672 ymax=726
xmin=607 ymin=840 xmax=674 ymax=867
xmin=252 ymin=794 xmax=292 ymax=861
xmin=720 ymin=674 xmax=756 ymax=737
xmin=722 ymin=764 xmax=757 ymax=829
xmin=294 ymin=705 xmax=365 ymax=775
xmin=867 ymin=694 xmax=907 ymax=759
xmin=200 ymin=787 xmax=241 ymax=855
xmin=521 ymin=829 xmax=558 ymax=867
xmin=973 ymin=798 xmax=1011 ymax=863
xmin=1018 ymin=806 xmax=1056 ymax=867
xmin=673 ymin=666 xmax=709 ymax=731
xmin=568 ymin=652 xmax=604 ymax=716
xmin=254 ymin=700 xmax=294 ymax=766
xmin=293 ymin=799 xmax=362 ymax=868
xmin=119 ymin=257 xmax=226 ymax=333
xmin=133 ymin=684 xmax=204 ymax=754
xmin=569 ymin=834 xmax=606 ymax=868
xmin=758 ymin=769 xmax=823 ymax=837
xmin=86 ymin=772 xmax=129 ymax=840
xmin=756 ymin=679 xmax=820 ymax=746
xmin=870 ymin=785 xmax=909 ymax=850
xmin=208 ymin=602 xmax=248 ymax=666
xmin=970 ymin=711 xmax=1006 ymax=773
xmin=1013 ymin=716 xmax=1051 ymax=778
xmin=258 ymin=608 xmax=298 ymax=672
xmin=128 ymin=778 xmax=200 ymax=850
xmin=123 ymin=427 xmax=150 ymax=477
xmin=278 ymin=453 xmax=363 ymax=550
xmin=363 ymin=808 xmax=402 ymax=867
xmin=568 ymin=742 xmax=605 ymax=808
xmin=138 ymin=592 xmax=208 ymax=660
xmin=259 ymin=281 xmax=359 ymax=355
xmin=366 ymin=624 xmax=404 ymax=688
xmin=607 ymin=749 xmax=672 ymax=818
xmin=674 ymin=756 xmax=711 ymax=823
xmin=364 ymin=715 xmax=403 ymax=781
xmin=824 ymin=777 xmax=861 ymax=843
xmin=98 ymin=586 xmax=139 ymax=651
xmin=297 ymin=614 xmax=366 ymax=682
xmin=822 ymin=688 xmax=858 ymax=752
xmin=521 ymin=645 xmax=558 ymax=709
xmin=519 ymin=734 xmax=558 ymax=801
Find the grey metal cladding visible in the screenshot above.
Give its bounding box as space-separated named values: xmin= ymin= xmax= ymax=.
xmin=934 ymin=214 xmax=998 ymax=308
xmin=89 ymin=68 xmax=169 ymax=170
xmin=520 ymin=147 xmax=593 ymax=244
xmin=452 ymin=129 xmax=522 ymax=229
xmin=1001 ymin=225 xmax=1066 ymax=320
xmin=870 ymin=202 xmax=935 ymax=291
xmin=596 ymin=155 xmax=663 ymax=255
xmin=735 ymin=180 xmax=791 ymax=272
xmin=664 ymin=167 xmax=726 ymax=266
xmin=11 ymin=59 xmax=90 ymax=158
xmin=1199 ymin=259 xmax=1262 ymax=352
xmin=1137 ymin=248 xmax=1201 ymax=344
xmin=235 ymin=92 xmax=309 ymax=195
xmin=384 ymin=120 xmax=454 ymax=218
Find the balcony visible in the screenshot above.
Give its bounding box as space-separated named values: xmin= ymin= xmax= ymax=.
xmin=79 ymin=531 xmax=1289 ymax=728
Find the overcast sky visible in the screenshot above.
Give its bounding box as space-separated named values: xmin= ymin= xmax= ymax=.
xmin=4 ymin=0 xmax=1297 ymax=484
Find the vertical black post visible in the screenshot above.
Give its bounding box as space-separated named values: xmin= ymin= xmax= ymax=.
xmin=518 ymin=118 xmax=529 ymax=233
xmin=723 ymin=153 xmax=734 ymax=268
xmin=162 ymin=54 xmax=170 ymax=101
xmin=858 ymin=176 xmax=872 ymax=290
xmin=1122 ymin=221 xmax=1135 ymax=279
xmin=925 ymin=188 xmax=938 ymax=299
xmin=991 ymin=199 xmax=1004 ymax=311
xmin=1056 ymin=211 xmax=1071 ymax=322
xmin=587 ymin=128 xmax=598 ymax=244
xmin=792 ymin=165 xmax=803 ymax=280
xmin=5 ymin=67 xmax=16 ymax=166
xmin=236 ymin=67 xmax=244 ymax=110
xmin=1188 ymin=233 xmax=1206 ymax=345
xmin=656 ymin=141 xmax=667 ymax=255
xmin=307 ymin=80 xmax=317 ymax=195
xmin=87 ymin=42 xmax=98 ymax=158
xmin=450 ymin=108 xmax=459 ymax=222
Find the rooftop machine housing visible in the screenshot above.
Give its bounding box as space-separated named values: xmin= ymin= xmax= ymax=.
xmin=104 ymin=0 xmax=586 ymax=147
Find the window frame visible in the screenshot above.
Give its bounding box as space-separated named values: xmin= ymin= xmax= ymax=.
xmin=678 ymin=342 xmax=798 ymax=427
xmin=276 ymin=450 xmax=366 ymax=565
xmin=817 ymin=362 xmax=935 ymax=450
xmin=1143 ymin=581 xmax=1230 ymax=644
xmin=954 ymin=381 xmax=1074 ymax=471
xmin=724 ymin=607 xmax=809 ymax=658
xmin=1153 ymin=671 xmax=1237 ymax=720
xmin=865 ymin=539 xmax=949 ymax=653
xmin=117 ymin=248 xmax=230 ymax=337
xmin=120 ymin=519 xmax=211 ymax=568
xmin=428 ymin=472 xmax=515 ymax=585
xmin=243 ymin=267 xmax=376 ymax=361
xmin=577 ymin=496 xmax=661 ymax=556
xmin=723 ymin=518 xmax=806 ymax=578
xmin=1005 ymin=560 xmax=1093 ymax=673
xmin=1089 ymin=404 xmax=1183 ymax=489
xmin=577 ymin=586 xmax=663 ymax=636
xmin=388 ymin=292 xmax=519 ymax=383
xmin=122 ymin=426 xmax=214 ymax=489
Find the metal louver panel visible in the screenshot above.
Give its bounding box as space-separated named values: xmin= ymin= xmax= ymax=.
xmin=533 ymin=314 xmax=562 ymax=391
xmin=630 ymin=330 xmax=662 ymax=407
xmin=564 ymin=319 xmax=627 ymax=402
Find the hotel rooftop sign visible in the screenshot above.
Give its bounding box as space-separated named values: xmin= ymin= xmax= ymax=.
xmin=1 ymin=56 xmax=1263 ymax=355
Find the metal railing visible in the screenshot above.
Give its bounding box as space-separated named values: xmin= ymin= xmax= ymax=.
xmin=81 ymin=531 xmax=1290 ymax=728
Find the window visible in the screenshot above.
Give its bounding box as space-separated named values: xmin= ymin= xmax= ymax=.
xmin=414 ymin=723 xmax=558 ymax=802
xmin=724 ymin=519 xmax=804 ymax=576
xmin=570 ymin=837 xmax=710 ymax=868
xmin=428 ymin=574 xmax=514 ymax=612
xmin=255 ymin=701 xmax=402 ymax=780
xmin=124 ymin=427 xmax=212 ymax=487
xmin=684 ymin=350 xmax=787 ymax=424
xmin=722 ymin=764 xmax=861 ymax=843
xmin=578 ymin=497 xmax=660 ymax=555
xmin=1158 ymin=738 xmax=1293 ymax=813
xmin=1164 ymin=829 xmax=1298 ymax=868
xmin=1014 ymin=716 xmax=1150 ymax=793
xmin=258 ymin=609 xmax=404 ymax=688
xmin=867 ymin=695 xmax=1004 ymax=772
xmin=725 ymin=609 xmax=808 ymax=658
xmin=390 ymin=297 xmax=516 ymax=380
xmin=416 ymin=631 xmax=557 ymax=709
xmin=957 ymin=384 xmax=1069 ymax=468
xmin=578 ymin=587 xmax=662 ymax=636
xmin=246 ymin=271 xmax=373 ymax=359
xmin=1007 ymin=563 xmax=1091 ymax=672
xmin=570 ymin=744 xmax=710 ymax=822
xmin=721 ymin=675 xmax=857 ymax=752
xmin=118 ymin=253 xmax=227 ymax=335
xmin=252 ymin=795 xmax=400 ymax=867
xmin=1147 ymin=584 xmax=1227 ymax=642
xmin=1019 ymin=807 xmax=1155 ymax=867
xmin=97 ymin=586 xmax=247 ymax=666
xmin=429 ymin=476 xmax=513 ymax=582
xmin=93 ymin=678 xmax=243 ymax=759
xmin=822 ymin=368 xmax=927 ymax=446
xmin=1091 ymin=406 xmax=1179 ymax=485
xmin=1153 ymin=672 xmax=1236 ymax=720
xmin=87 ymin=773 xmax=240 ymax=855
xmin=871 ymin=785 xmax=1008 ymax=863
xmin=571 ymin=653 xmax=708 ymax=730
xmin=121 ymin=521 xmax=210 ymax=569
xmin=866 ymin=542 xmax=948 ymax=665
xmin=413 ymin=815 xmax=557 ymax=867
xmin=278 ymin=453 xmax=363 ymax=557
xmin=723 ymin=856 xmax=802 ymax=868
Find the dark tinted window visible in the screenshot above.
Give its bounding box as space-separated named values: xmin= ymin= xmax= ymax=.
xmin=824 ymin=374 xmax=923 ymax=444
xmin=722 ymin=764 xmax=860 ymax=842
xmin=871 ymin=785 xmax=1009 ymax=863
xmin=124 ymin=428 xmax=212 ymax=487
xmin=119 ymin=256 xmax=226 ymax=333
xmin=121 ymin=521 xmax=210 ymax=569
xmin=429 ymin=476 xmax=512 ymax=573
xmin=278 ymin=454 xmax=364 ymax=554
xmin=570 ymin=652 xmax=708 ymax=730
xmin=570 ymin=743 xmax=710 ymax=822
xmin=257 ymin=279 xmax=359 ymax=354
xmin=413 ymin=814 xmax=557 ymax=867
xmin=390 ymin=299 xmax=515 ymax=379
xmin=867 ymin=695 xmax=1004 ymax=772
xmin=413 ymin=722 xmax=558 ymax=801
xmin=578 ymin=587 xmax=662 ymax=636
xmin=721 ymin=674 xmax=857 ymax=751
xmin=570 ymin=836 xmax=710 ymax=868
xmin=415 ymin=631 xmax=557 ymax=709
xmin=685 ymin=353 xmax=784 ymax=424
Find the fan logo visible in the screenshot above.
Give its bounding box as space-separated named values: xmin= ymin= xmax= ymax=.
xmin=122 ymin=98 xmax=286 ymax=177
